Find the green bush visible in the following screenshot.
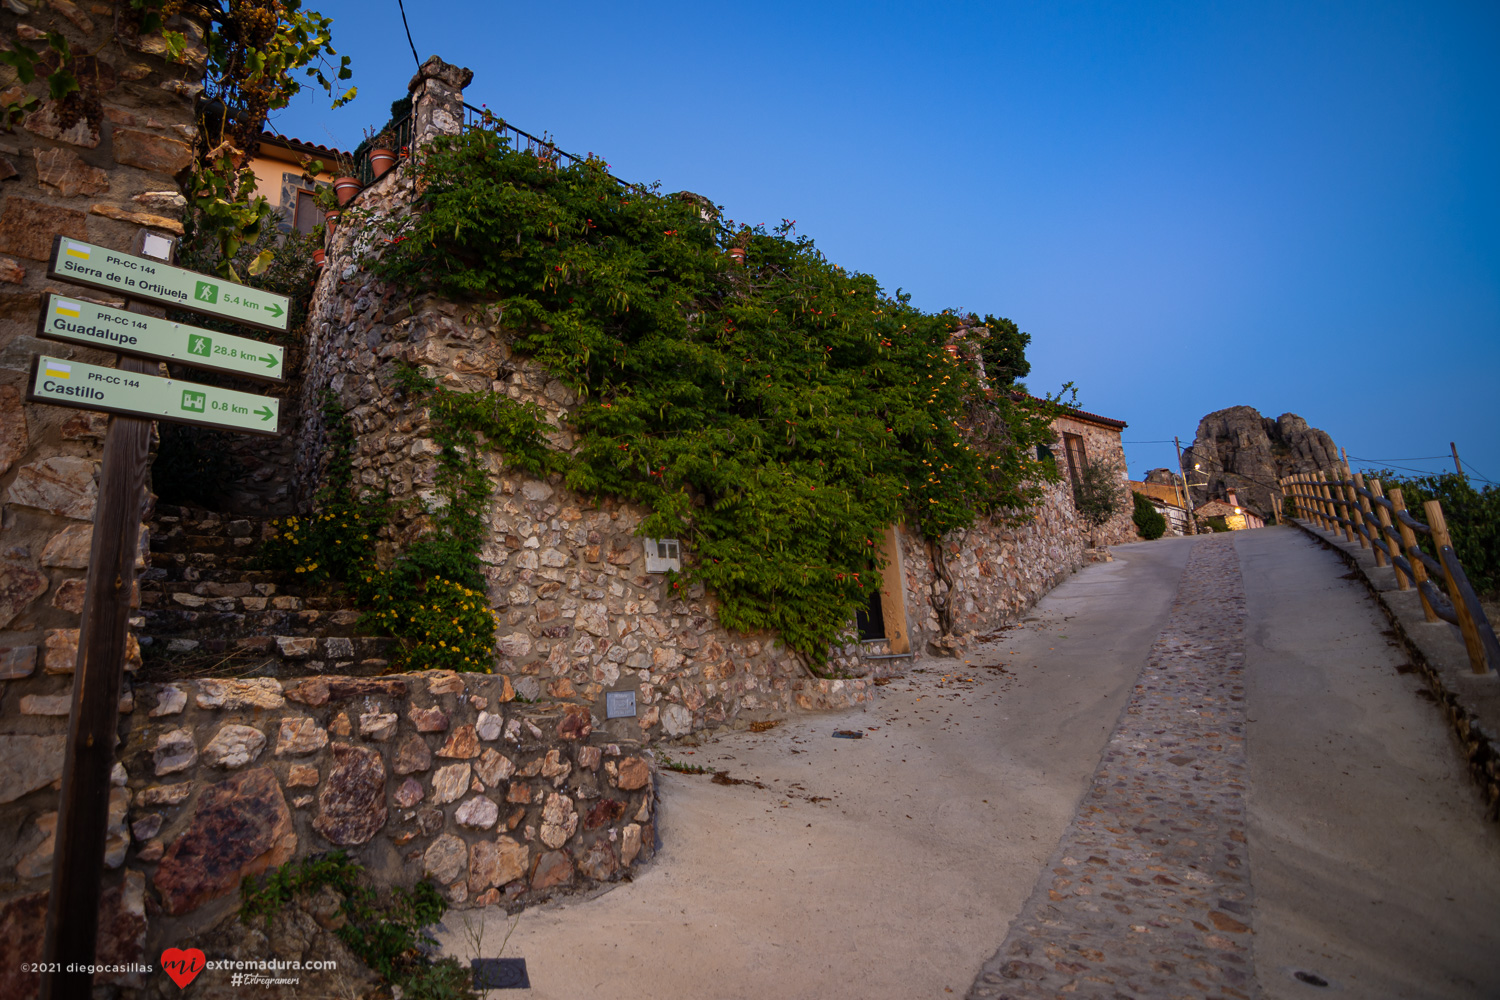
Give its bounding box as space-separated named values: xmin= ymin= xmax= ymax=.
xmin=1131 ymin=490 xmax=1167 ymax=540
xmin=1362 ymin=470 xmax=1498 ymax=598
xmin=241 ymin=851 xmax=476 ymax=999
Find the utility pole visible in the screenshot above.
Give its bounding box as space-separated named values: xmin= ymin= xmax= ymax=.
xmin=1174 ymin=436 xmax=1199 ymax=535
xmin=1451 ymin=441 xmax=1465 ymax=480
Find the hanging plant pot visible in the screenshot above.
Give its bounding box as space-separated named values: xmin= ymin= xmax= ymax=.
xmin=313 ymin=248 xmax=326 ymax=268
xmin=369 ymin=147 xmax=397 ymax=177
xmin=727 ymin=247 xmax=746 ymax=265
xmin=324 ymin=208 xmax=341 ymax=228
xmin=333 ymin=176 xmax=361 ymax=206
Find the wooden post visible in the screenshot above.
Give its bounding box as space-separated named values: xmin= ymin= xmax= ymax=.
xmin=1390 ymin=489 xmax=1437 ymax=621
xmin=40 ymin=231 xmax=173 ymax=1000
xmin=1426 ymin=500 xmax=1488 ymax=674
xmin=1315 ymin=471 xmax=1334 ymax=532
xmin=1451 ymin=441 xmax=1464 ymax=480
xmin=1335 ymin=463 xmax=1356 ymax=543
xmin=1368 ymin=479 xmax=1394 ymax=571
xmin=1369 ymin=480 xmax=1406 ymax=589
xmin=1354 ymin=473 xmax=1382 ymax=565
xmin=1347 ymin=469 xmax=1370 ymax=549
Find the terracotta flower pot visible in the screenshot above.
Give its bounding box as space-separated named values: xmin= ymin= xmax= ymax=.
xmin=324 ymin=209 xmax=340 ymax=228
xmin=727 ymin=247 xmax=746 ymax=264
xmin=369 ymin=147 xmax=397 ymax=177
xmin=313 ymin=248 xmax=326 ymax=268
xmin=333 ymin=176 xmax=361 ymax=206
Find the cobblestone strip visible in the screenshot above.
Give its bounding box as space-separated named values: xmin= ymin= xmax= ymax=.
xmin=968 ymin=536 xmax=1256 ymax=1000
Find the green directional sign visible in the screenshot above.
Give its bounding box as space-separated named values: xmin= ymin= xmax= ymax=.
xmin=46 ymin=236 xmax=290 ymax=332
xmin=37 ymin=293 xmax=285 ymax=382
xmin=26 ymin=355 xmax=281 ymax=436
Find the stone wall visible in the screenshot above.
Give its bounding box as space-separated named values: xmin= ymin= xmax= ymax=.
xmin=0 ymin=5 xmax=209 ymax=988
xmin=0 ymin=668 xmax=657 ymax=997
xmin=290 ymin=58 xmax=1140 ymax=740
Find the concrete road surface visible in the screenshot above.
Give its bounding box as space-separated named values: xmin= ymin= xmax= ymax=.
xmin=438 ymin=527 xmax=1500 ymax=999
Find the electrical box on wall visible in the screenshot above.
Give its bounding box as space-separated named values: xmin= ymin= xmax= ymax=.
xmin=643 ymin=537 xmax=681 ymax=573
xmin=605 ymin=690 xmax=637 ymax=719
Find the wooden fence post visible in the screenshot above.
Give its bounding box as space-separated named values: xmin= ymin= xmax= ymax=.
xmin=1315 ymin=471 xmax=1334 ymax=532
xmin=1426 ymin=500 xmax=1488 ymax=674
xmin=1347 ymin=469 xmax=1370 ymax=549
xmin=1374 ymin=479 xmax=1404 ymax=581
xmin=1390 ymin=488 xmax=1437 ymax=621
xmin=1360 ymin=477 xmax=1386 ymax=568
xmin=1369 ymin=480 xmax=1407 ymax=589
xmin=1335 ymin=464 xmax=1356 ymax=543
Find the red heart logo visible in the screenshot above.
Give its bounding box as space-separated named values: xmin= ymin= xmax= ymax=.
xmin=160 ymin=947 xmax=206 ymax=989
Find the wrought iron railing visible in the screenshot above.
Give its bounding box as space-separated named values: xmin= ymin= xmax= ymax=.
xmin=353 ymin=113 xmax=415 ymax=186
xmin=461 ymin=103 xmax=645 ymax=193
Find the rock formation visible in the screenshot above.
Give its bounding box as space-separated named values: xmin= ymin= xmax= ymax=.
xmin=1180 ymin=407 xmax=1339 ymax=515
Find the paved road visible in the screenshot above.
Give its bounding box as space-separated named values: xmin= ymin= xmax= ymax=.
xmin=440 ymin=527 xmax=1500 ymax=998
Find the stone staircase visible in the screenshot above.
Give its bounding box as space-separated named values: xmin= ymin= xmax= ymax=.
xmin=135 ymin=504 xmax=394 ymax=677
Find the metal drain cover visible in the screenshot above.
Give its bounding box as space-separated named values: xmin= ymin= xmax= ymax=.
xmin=472 ymin=957 xmax=530 ymax=989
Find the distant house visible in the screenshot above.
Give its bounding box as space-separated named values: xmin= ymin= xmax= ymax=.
xmin=246 ymin=132 xmax=344 ymax=235
xmin=1194 ymin=488 xmax=1264 ymax=531
xmin=1128 ymin=479 xmax=1190 ymax=536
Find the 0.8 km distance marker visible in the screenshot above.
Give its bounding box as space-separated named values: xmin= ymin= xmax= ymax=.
xmin=26 ymin=354 xmax=281 ymax=436
xmin=46 ymin=236 xmax=290 ymax=332
xmin=37 ymin=293 xmax=285 ymax=382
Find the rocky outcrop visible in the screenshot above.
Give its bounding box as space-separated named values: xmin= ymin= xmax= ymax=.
xmin=1181 ymin=407 xmax=1339 ymax=515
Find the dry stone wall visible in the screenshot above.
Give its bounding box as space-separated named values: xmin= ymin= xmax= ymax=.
xmin=0 ymin=667 xmax=656 ymax=996
xmin=0 ymin=6 xmax=210 ymax=990
xmin=293 ymin=58 xmax=1139 ymax=740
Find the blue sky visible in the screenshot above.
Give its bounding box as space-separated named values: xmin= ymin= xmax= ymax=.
xmin=271 ymin=1 xmax=1500 ymax=486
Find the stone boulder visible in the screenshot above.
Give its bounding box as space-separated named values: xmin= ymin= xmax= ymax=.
xmin=1180 ymin=407 xmax=1339 ymax=516
xmin=312 ymin=743 xmax=387 ymax=846
xmin=153 ymin=767 xmax=296 ymax=915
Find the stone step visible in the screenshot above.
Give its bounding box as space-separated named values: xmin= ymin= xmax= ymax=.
xmin=137 ymin=631 xmax=394 ymax=664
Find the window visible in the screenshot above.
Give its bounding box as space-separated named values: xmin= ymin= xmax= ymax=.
xmin=1062 ymin=433 xmax=1088 ymax=491
xmin=293 ymin=188 xmax=319 ymax=234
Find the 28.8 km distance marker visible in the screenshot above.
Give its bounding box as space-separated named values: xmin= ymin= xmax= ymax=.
xmin=46 ymin=235 xmax=290 ymax=332
xmin=37 ymin=293 xmax=285 ymax=382
xmin=26 ymin=354 xmax=281 ymax=436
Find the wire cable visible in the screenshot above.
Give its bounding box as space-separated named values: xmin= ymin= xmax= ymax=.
xmin=397 ymin=0 xmax=421 ymax=69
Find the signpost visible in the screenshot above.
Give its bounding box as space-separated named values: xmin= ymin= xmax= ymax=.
xmin=35 ymin=228 xmax=287 ymax=1000
xmin=46 ymin=236 xmax=291 ymax=332
xmin=27 ymin=355 xmax=281 ymax=433
xmin=38 ymin=293 xmax=286 ymax=381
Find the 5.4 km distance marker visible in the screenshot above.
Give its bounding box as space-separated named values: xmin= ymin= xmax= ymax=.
xmin=46 ymin=236 xmax=290 ymax=332
xmin=26 ymin=354 xmax=281 ymax=436
xmin=37 ymin=293 xmax=286 ymax=382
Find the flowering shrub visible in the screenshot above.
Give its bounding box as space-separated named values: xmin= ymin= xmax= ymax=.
xmin=258 ymin=392 xmax=497 ymax=671
xmin=367 ymin=577 xmax=499 ymax=673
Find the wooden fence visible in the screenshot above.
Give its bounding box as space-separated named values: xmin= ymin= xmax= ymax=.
xmin=1280 ymin=469 xmax=1500 ymax=675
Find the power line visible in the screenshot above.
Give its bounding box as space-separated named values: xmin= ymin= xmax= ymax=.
xmin=397 ymin=0 xmax=421 ymax=69
xmin=1347 ymin=454 xmax=1449 ymax=462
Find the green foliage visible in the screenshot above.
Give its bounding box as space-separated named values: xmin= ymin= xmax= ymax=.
xmin=366 ymin=577 xmax=498 ymax=673
xmin=977 ymin=314 xmax=1032 ymax=389
xmin=240 ymin=851 xmax=476 ymax=1000
xmin=1072 ymin=456 xmax=1127 ymax=532
xmin=365 ymin=130 xmax=1066 ymax=663
xmin=1362 ymin=470 xmax=1500 ymax=597
xmin=1131 ymin=490 xmax=1167 ymax=540
xmin=259 ymin=387 xmax=501 ymax=671
xmin=1203 ymin=515 xmax=1230 ymax=533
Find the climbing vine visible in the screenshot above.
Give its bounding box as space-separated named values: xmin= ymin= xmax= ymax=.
xmin=360 ymin=129 xmax=1071 ymax=664
xmin=260 ymin=388 xmax=500 ymax=673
